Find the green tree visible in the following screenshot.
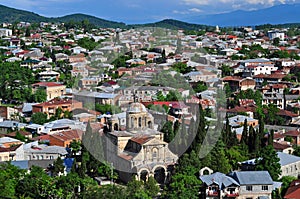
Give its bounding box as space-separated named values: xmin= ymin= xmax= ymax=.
xmin=241 ymin=119 xmax=248 ymax=145
xmin=16 ymin=166 xmax=62 ymax=199
xmin=225 ymin=146 xmax=249 ymax=170
xmin=32 ymin=88 xmax=47 ymax=103
xmin=280 ymin=176 xmax=297 ymax=198
xmin=255 ymin=145 xmax=281 ymax=181
xmin=165 ymin=90 xmax=183 ymax=101
xmin=0 ymin=163 xmax=26 ymax=199
xmin=69 ymin=140 xmax=81 ymax=157
xmin=165 ymin=172 xmax=201 ymax=199
xmin=203 ymin=140 xmax=231 ymax=174
xmin=31 ymin=112 xmax=48 ymax=125
xmin=190 ymin=104 xmax=206 ymax=154
xmin=156 ymin=91 xmax=166 ymax=101
xmin=56 ymin=172 xmax=81 ymax=198
xmin=162 ymin=121 xmax=174 ymax=143
xmin=293 ymin=146 xmax=300 ymax=157
xmin=221 ymin=64 xmax=233 ymax=77
xmin=25 ymin=27 xmax=30 ymax=37
xmin=127 ymin=178 xmax=151 ymax=199
xmin=172 ymin=62 xmax=192 ymax=74
xmin=53 ymin=156 xmax=65 ymax=176
xmin=193 ymin=81 xmax=208 ymax=93
xmin=144 ymin=176 xmax=160 ymax=198
xmin=273 ymin=37 xmax=280 ymax=46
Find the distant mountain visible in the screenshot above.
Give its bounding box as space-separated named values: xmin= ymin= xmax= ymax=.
xmin=0 ymin=4 xmax=211 ymax=30
xmin=1 ymin=3 xmax=300 ymax=29
xmin=0 ymin=4 xmax=127 ymax=28
xmin=130 ymin=19 xmax=212 ymax=30
xmin=56 ymin=14 xmax=127 ymax=29
xmin=187 ymin=3 xmax=300 ymax=27
xmin=0 ymin=4 xmax=48 ymax=23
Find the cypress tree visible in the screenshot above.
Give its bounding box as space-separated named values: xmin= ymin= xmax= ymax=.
xmin=190 ymin=104 xmax=206 ymax=154
xmin=241 ymin=119 xmax=248 ymax=145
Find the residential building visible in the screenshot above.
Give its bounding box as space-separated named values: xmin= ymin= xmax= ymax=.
xmin=0 ymin=28 xmax=12 ymax=37
xmin=241 ymin=152 xmax=300 ymax=178
xmin=268 ymin=30 xmax=285 ymax=40
xmin=183 ymin=70 xmax=218 ymax=83
xmin=47 ymin=129 xmax=83 ymax=147
xmin=38 ymin=71 xmax=60 ymax=81
xmin=200 ymin=172 xmax=240 ymax=198
xmin=277 ymin=152 xmax=300 ymax=178
xmin=32 ymin=82 xmax=66 ymax=101
xmin=24 ymin=141 xmax=68 ymax=160
xmin=200 ymin=171 xmax=274 ymax=199
xmin=0 ymin=137 xmax=24 ymax=161
xmin=230 ymin=171 xmax=273 ymax=199
xmin=222 ymin=76 xmax=256 ymax=92
xmin=41 ymin=119 xmax=86 ymax=134
xmin=32 ymin=98 xmax=83 ymax=118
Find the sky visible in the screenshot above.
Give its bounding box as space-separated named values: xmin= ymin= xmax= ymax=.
xmin=0 ymin=0 xmax=298 ymax=24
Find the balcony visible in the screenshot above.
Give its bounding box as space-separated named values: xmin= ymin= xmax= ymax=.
xmin=225 ymin=192 xmax=239 ymax=197
xmin=207 ymin=191 xmax=219 ymax=197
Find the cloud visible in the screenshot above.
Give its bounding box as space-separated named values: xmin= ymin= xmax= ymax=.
xmin=183 ymin=0 xmax=290 ymax=6
xmin=173 ymin=7 xmax=203 ymax=15
xmin=183 ymin=0 xmax=210 ymax=5
xmin=188 ymin=8 xmax=202 ymax=12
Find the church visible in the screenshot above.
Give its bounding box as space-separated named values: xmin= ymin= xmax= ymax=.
xmin=104 ymin=102 xmax=178 ymax=183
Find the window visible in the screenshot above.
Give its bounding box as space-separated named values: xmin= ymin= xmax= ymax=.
xmin=152 ymin=148 xmax=158 ymax=161
xmin=246 ymin=186 xmax=253 ymax=191
xmin=262 ymin=185 xmax=268 ymax=191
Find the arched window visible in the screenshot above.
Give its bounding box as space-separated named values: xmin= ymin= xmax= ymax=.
xmin=131 ymin=117 xmax=134 ymax=128
xmin=152 ymin=148 xmax=158 ymax=161
xmin=114 ymin=123 xmax=118 ymax=131
xmin=148 ymin=121 xmax=152 ymax=128
xmin=138 ymin=117 xmax=142 ymax=127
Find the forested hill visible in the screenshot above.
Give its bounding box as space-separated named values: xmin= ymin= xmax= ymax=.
xmin=0 ymin=4 xmax=48 ymax=23
xmin=129 ymin=19 xmax=213 ymax=30
xmin=0 ymin=4 xmax=212 ymax=30
xmin=3 ymin=3 xmax=300 ymax=30
xmin=56 ymin=14 xmax=127 ymax=29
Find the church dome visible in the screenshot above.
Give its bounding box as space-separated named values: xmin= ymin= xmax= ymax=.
xmin=127 ymin=102 xmax=147 ymax=113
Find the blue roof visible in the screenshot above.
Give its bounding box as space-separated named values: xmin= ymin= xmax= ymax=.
xmin=64 ymin=158 xmax=74 ymax=173
xmin=277 ymin=152 xmax=300 ymax=166
xmin=230 ymin=171 xmax=273 ymax=185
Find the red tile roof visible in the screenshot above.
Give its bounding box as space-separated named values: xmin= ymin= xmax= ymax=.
xmin=222 ymin=76 xmax=243 ymax=81
xmin=49 ymin=129 xmax=83 ymax=142
xmin=32 ymin=82 xmax=64 ymax=87
xmin=130 ymin=135 xmax=154 ymax=145
xmin=285 ymin=130 xmax=300 ymax=137
xmin=0 ymin=144 xmax=22 ymax=152
xmin=284 ymin=180 xmax=300 ymax=199
xmin=33 ymin=98 xmax=79 ymax=107
xmin=273 ymin=142 xmax=292 ymax=150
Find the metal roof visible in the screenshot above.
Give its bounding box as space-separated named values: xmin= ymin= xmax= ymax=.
xmin=277 ymin=152 xmax=300 ymax=166
xmin=200 ymin=172 xmax=239 ymax=189
xmin=230 ymin=171 xmax=273 ymax=185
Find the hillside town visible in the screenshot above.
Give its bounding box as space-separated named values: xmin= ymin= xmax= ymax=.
xmin=2 ymin=20 xmax=300 ymax=198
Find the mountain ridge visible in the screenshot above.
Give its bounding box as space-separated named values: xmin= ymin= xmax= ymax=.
xmin=187 ymin=3 xmax=300 ymax=26
xmin=1 ymin=3 xmax=300 ymax=29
